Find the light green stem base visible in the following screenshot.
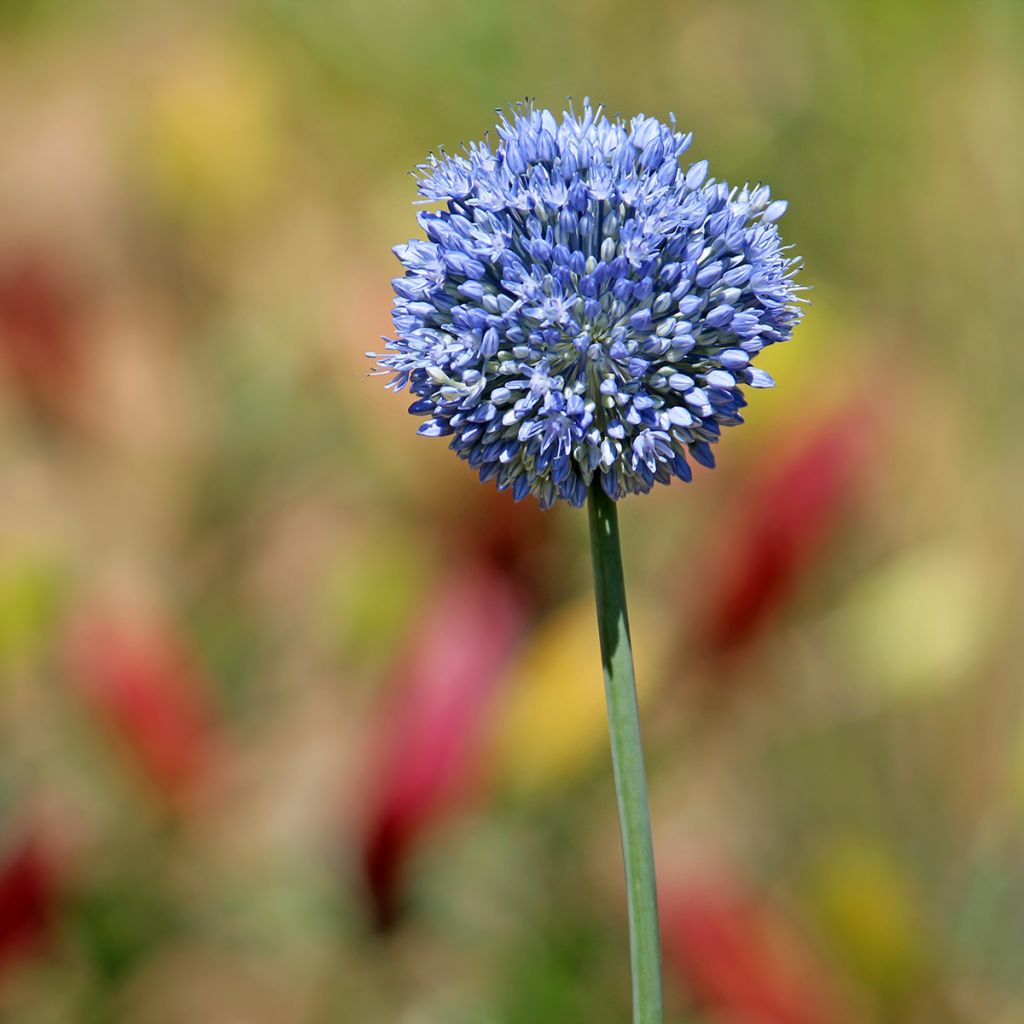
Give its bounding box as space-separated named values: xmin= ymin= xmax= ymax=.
xmin=587 ymin=483 xmax=663 ymax=1024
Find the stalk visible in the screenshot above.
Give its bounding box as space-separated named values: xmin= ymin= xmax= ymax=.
xmin=586 ymin=482 xmax=663 ymax=1024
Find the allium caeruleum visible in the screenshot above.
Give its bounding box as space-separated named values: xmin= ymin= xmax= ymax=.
xmin=373 ymin=101 xmax=804 ymax=509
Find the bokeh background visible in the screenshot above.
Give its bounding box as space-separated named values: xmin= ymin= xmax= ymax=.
xmin=1 ymin=1 xmax=1023 ymax=1021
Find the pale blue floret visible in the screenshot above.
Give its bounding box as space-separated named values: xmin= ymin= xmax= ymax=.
xmin=372 ymin=100 xmax=804 ymax=509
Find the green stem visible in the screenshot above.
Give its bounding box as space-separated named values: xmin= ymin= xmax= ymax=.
xmin=586 ymin=482 xmax=663 ymax=1024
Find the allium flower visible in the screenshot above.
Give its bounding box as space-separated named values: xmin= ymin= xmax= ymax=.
xmin=372 ymin=100 xmax=804 ymax=508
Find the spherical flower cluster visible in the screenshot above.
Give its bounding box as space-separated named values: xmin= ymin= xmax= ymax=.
xmin=372 ymin=101 xmax=804 ymax=508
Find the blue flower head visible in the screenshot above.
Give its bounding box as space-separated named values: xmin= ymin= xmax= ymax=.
xmin=372 ymin=101 xmax=804 ymax=509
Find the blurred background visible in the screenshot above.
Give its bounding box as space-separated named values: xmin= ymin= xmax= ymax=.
xmin=0 ymin=1 xmax=1022 ymax=1021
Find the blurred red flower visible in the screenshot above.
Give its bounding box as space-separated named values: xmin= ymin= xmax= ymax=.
xmin=454 ymin=484 xmax=551 ymax=596
xmin=359 ymin=562 xmax=527 ymax=929
xmin=66 ymin=610 xmax=221 ymax=810
xmin=696 ymin=406 xmax=871 ymax=662
xmin=0 ymin=831 xmax=60 ymax=982
xmin=661 ymin=872 xmax=842 ymax=1024
xmin=0 ymin=249 xmax=87 ymax=425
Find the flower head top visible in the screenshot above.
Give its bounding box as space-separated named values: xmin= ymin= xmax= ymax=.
xmin=373 ymin=100 xmax=804 ymax=508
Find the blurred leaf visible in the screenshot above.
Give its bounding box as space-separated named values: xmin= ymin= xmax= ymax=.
xmin=0 ymin=0 xmax=97 ymax=36
xmin=497 ymin=915 xmax=624 ymax=1024
xmin=952 ymin=844 xmax=1024 ymax=993
xmin=256 ymin=0 xmax=590 ymax=146
xmin=66 ymin=855 xmax=183 ymax=990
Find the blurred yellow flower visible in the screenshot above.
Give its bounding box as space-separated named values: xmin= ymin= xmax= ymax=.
xmin=0 ymin=557 xmax=63 ymax=672
xmin=733 ymin=297 xmax=852 ymax=442
xmin=811 ymin=836 xmax=929 ymax=1002
xmin=488 ymin=596 xmax=663 ymax=798
xmin=139 ymin=44 xmax=282 ymax=230
xmin=832 ymin=545 xmax=997 ymax=700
